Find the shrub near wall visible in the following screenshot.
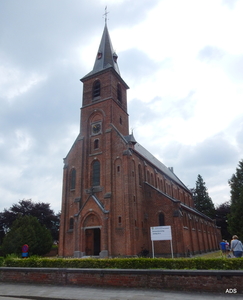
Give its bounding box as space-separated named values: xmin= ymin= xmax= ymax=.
xmin=2 ymin=257 xmax=243 ymax=270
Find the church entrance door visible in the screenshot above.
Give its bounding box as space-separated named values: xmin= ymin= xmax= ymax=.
xmin=85 ymin=228 xmax=100 ymax=256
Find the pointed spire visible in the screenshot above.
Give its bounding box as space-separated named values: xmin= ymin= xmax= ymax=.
xmin=93 ymin=23 xmax=120 ymax=75
xmin=82 ymin=23 xmax=120 ymax=80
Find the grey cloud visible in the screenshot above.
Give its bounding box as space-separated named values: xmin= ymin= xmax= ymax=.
xmin=0 ymin=0 xmax=160 ymax=70
xmin=156 ymin=133 xmax=239 ymax=192
xmin=224 ymin=54 xmax=243 ymax=81
xmin=198 ymin=46 xmax=225 ymax=62
xmin=110 ymin=0 xmax=160 ymax=27
xmin=227 ymin=115 xmax=243 ymax=152
xmin=121 ymin=48 xmax=161 ymax=81
xmin=129 ymin=90 xmax=196 ymax=129
xmin=154 ymin=133 xmax=234 ymax=168
xmin=179 ymin=133 xmax=237 ymax=169
xmin=176 ymin=90 xmax=196 ymax=120
xmin=0 ymin=1 xmax=106 ymax=70
xmin=236 ymin=125 xmax=243 ymax=148
xmin=222 ymin=0 xmax=240 ymax=9
xmin=198 ymin=46 xmax=243 ymax=82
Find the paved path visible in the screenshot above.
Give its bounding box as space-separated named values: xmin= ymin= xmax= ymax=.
xmin=0 ymin=283 xmax=242 ymax=300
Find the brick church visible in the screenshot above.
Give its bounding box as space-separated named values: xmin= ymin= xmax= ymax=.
xmin=58 ymin=23 xmax=221 ymax=258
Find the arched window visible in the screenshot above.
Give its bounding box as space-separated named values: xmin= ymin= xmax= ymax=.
xmin=151 ymin=173 xmax=154 ymax=186
xmin=159 ymin=213 xmax=165 ymax=226
xmin=92 ymin=160 xmax=100 ymax=186
xmin=93 ymin=80 xmax=100 ymax=98
xmin=161 ymin=179 xmax=164 ymax=192
xmin=70 ymin=168 xmax=76 ymax=190
xmin=147 ymin=170 xmax=150 ymax=183
xmin=117 ymin=83 xmax=122 ymax=102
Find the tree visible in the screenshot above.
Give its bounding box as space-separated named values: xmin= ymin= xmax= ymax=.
xmin=215 ymin=201 xmax=231 ymax=241
xmin=0 ymin=199 xmax=59 ymax=243
xmin=1 ymin=215 xmax=53 ymax=256
xmin=227 ymin=159 xmax=243 ymax=238
xmin=193 ymin=174 xmax=215 ymax=219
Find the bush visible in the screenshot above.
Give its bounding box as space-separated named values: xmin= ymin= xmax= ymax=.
xmin=0 ymin=256 xmax=4 ymax=266
xmin=1 ymin=216 xmax=52 ymax=257
xmin=2 ymin=257 xmax=243 ymax=270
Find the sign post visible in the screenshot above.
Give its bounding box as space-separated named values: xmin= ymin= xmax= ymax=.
xmin=150 ymin=226 xmax=173 ymax=258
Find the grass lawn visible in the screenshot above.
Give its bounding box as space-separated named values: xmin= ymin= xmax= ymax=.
xmin=194 ymin=250 xmax=225 ymax=259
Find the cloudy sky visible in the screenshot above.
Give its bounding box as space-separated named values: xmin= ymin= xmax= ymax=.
xmin=1 ymin=0 xmax=242 ymax=213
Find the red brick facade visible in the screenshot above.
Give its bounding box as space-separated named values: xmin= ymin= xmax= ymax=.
xmin=58 ymin=25 xmax=221 ymax=258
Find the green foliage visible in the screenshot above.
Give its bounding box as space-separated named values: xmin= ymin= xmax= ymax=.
xmin=193 ymin=174 xmax=215 ymax=218
xmin=215 ymin=201 xmax=231 ymax=240
xmin=228 ymin=160 xmax=243 ymax=238
xmin=0 ymin=256 xmax=4 ymax=266
xmin=0 ymin=199 xmax=59 ymax=243
xmin=2 ymin=256 xmax=243 ymax=270
xmin=1 ymin=215 xmax=53 ymax=256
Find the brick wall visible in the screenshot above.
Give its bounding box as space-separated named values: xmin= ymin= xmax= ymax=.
xmin=1 ymin=268 xmax=242 ymax=294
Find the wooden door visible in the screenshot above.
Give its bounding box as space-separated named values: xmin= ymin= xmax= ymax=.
xmin=85 ymin=229 xmax=93 ymax=255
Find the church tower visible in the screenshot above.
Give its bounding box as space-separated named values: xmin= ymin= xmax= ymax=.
xmin=80 ymin=23 xmax=129 ymax=138
xmin=59 ymin=23 xmax=133 ymax=258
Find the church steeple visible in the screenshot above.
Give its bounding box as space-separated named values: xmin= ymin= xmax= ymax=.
xmin=82 ymin=24 xmax=120 ymax=79
xmin=80 ymin=21 xmax=129 ymax=137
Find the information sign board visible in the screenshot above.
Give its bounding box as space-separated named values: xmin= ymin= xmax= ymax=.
xmin=150 ymin=226 xmax=172 ymax=241
xmin=150 ymin=226 xmax=173 ymax=258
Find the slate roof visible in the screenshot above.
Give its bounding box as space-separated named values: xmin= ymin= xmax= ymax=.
xmin=124 ymin=134 xmax=190 ymax=192
xmin=82 ymin=24 xmax=120 ymax=80
xmin=134 ymin=143 xmax=189 ymax=190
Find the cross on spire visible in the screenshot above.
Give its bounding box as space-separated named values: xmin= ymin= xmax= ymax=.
xmin=103 ymin=6 xmax=109 ymax=24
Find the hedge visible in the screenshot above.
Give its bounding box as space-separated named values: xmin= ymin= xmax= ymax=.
xmin=1 ymin=257 xmax=243 ymax=270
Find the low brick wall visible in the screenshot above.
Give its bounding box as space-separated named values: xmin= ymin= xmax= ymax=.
xmin=0 ymin=267 xmax=243 ymax=294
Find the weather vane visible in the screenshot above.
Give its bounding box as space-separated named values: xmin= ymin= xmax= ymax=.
xmin=103 ymin=6 xmax=109 ymax=24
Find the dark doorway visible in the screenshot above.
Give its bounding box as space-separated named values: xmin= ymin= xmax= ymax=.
xmin=85 ymin=228 xmax=101 ymax=256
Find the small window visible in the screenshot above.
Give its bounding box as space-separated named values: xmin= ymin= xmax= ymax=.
xmin=119 ymin=116 xmax=122 ymax=125
xmin=117 ymin=83 xmax=122 ymax=102
xmin=118 ymin=216 xmax=121 ymax=224
xmin=113 ymin=52 xmax=118 ymax=63
xmin=94 ymin=139 xmax=99 ymax=149
xmin=93 ymin=80 xmax=100 ymax=98
xmin=69 ymin=218 xmax=74 ymax=230
xmin=117 ymin=166 xmax=120 ymax=172
xmin=159 ymin=213 xmax=165 ymax=226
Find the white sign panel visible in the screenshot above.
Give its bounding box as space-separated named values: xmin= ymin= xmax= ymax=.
xmin=150 ymin=226 xmax=172 ymax=241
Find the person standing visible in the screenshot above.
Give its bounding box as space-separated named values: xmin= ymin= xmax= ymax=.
xmin=220 ymin=239 xmax=227 ymax=256
xmin=230 ymin=235 xmax=243 ymax=258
